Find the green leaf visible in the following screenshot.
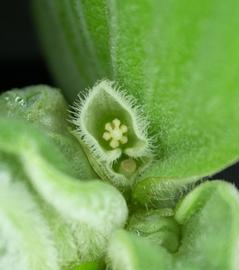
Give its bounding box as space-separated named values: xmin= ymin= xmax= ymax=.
xmin=72 ymin=260 xmax=105 ymax=270
xmin=0 ymin=85 xmax=95 ymax=179
xmin=0 ymin=152 xmax=92 ymax=268
xmin=107 ymin=230 xmax=172 ymax=270
xmin=0 ymin=118 xmax=128 ymax=264
xmin=127 ymin=209 xmax=180 ymax=253
xmin=107 ymin=181 xmax=239 ymax=270
xmin=34 ymin=0 xmax=239 ymax=198
xmin=33 ymin=0 xmax=112 ymax=100
xmin=132 ymin=177 xmax=196 ymax=209
xmin=0 ymin=157 xmax=59 ymax=270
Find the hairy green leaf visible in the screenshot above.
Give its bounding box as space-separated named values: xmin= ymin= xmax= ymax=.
xmin=0 ymin=116 xmax=128 ymax=264
xmin=0 ymin=85 xmax=95 ymax=179
xmin=127 ymin=209 xmax=180 ymax=253
xmin=107 ymin=181 xmax=239 ymax=270
xmin=0 ymin=157 xmax=59 ymax=270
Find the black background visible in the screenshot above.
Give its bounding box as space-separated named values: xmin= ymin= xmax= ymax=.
xmin=0 ymin=0 xmax=239 ymax=187
xmin=0 ymin=0 xmax=51 ymax=90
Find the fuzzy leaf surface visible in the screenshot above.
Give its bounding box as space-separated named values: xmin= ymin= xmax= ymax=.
xmin=34 ymin=0 xmax=239 ymax=188
xmin=0 ymin=85 xmax=95 ymax=179
xmin=107 ymin=181 xmax=239 ymax=270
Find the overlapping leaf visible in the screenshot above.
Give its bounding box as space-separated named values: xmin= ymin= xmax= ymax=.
xmin=107 ymin=181 xmax=239 ymax=270
xmin=0 ymin=86 xmax=128 ymax=268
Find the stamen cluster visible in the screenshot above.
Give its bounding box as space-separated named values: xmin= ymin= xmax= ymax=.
xmin=103 ymin=118 xmax=128 ymax=149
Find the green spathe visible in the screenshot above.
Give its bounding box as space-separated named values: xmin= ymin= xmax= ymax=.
xmin=72 ymin=80 xmax=152 ymax=192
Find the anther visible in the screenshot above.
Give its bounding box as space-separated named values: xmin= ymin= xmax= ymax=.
xmin=102 ymin=118 xmax=128 ymax=149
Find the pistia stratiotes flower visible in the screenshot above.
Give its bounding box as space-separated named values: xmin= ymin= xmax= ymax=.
xmin=0 ymin=0 xmax=239 ymax=270
xmin=71 ymin=80 xmax=153 ymax=193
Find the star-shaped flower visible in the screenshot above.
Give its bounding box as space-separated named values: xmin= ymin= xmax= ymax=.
xmin=102 ymin=118 xmax=128 ymax=149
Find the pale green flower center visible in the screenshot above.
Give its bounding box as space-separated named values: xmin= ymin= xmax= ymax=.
xmin=102 ymin=118 xmax=128 ymax=149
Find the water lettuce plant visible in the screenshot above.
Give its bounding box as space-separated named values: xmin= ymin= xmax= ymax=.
xmin=1 ymin=0 xmax=239 ymax=269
